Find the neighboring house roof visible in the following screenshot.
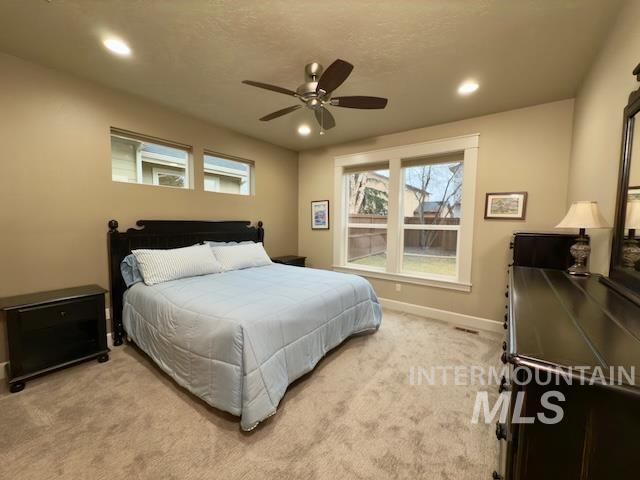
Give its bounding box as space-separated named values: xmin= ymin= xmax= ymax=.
xmin=414 ymin=201 xmax=445 ymax=215
xmin=143 ymin=144 xmax=188 ymax=161
xmin=414 ymin=201 xmax=461 ymax=216
xmin=204 ymin=155 xmax=248 ymax=173
xmin=204 ymin=154 xmax=250 ymax=180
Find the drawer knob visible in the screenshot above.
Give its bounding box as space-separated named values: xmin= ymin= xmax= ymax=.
xmin=492 ymin=472 xmax=504 ymax=480
xmin=495 ymin=422 xmax=507 ymax=440
xmin=60 ymin=311 xmax=66 ymax=317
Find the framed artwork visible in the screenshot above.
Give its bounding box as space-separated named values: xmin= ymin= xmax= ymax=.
xmin=311 ymin=200 xmax=330 ymax=230
xmin=484 ymin=192 xmax=528 ymax=220
xmin=628 ymin=186 xmax=640 ymax=201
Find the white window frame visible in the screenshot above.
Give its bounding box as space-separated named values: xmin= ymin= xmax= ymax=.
xmin=333 ymin=134 xmax=479 ymax=292
xmin=152 ymin=166 xmax=187 ymax=188
xmin=110 ymin=128 xmax=193 ymax=189
xmin=203 ymin=150 xmax=254 ymax=196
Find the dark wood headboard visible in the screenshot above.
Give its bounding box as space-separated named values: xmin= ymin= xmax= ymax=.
xmin=107 ymin=219 xmax=264 ymax=346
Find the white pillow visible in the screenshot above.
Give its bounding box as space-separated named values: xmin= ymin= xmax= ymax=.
xmin=132 ymin=244 xmax=223 ymax=286
xmin=210 ymin=242 xmax=272 ymax=271
xmin=205 ymin=240 xmax=255 ymax=247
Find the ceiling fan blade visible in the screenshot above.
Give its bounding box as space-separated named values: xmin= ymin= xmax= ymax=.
xmin=316 ymin=59 xmax=353 ymax=95
xmin=259 ymin=105 xmax=302 ymax=121
xmin=331 ymin=96 xmax=388 ymax=109
xmin=242 ymin=80 xmax=297 ymax=97
xmin=314 ymin=108 xmax=336 ymax=130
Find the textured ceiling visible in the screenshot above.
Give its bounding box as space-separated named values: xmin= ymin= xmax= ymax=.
xmin=0 ymin=0 xmax=623 ymax=151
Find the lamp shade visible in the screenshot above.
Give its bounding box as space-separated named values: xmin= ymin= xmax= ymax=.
xmin=556 ymin=201 xmax=609 ymax=229
xmin=626 ymin=200 xmax=640 ymax=230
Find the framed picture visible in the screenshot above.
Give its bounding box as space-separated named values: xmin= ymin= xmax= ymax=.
xmin=628 ymin=186 xmax=640 ymax=201
xmin=311 ymin=200 xmax=330 ymax=230
xmin=484 ymin=192 xmax=528 ymax=220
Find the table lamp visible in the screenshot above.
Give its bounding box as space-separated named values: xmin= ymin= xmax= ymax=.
xmin=555 ymin=201 xmax=609 ymax=276
xmin=623 ymin=199 xmax=640 ymax=268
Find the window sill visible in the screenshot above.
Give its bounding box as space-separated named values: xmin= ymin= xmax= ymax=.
xmin=332 ymin=265 xmax=472 ymax=292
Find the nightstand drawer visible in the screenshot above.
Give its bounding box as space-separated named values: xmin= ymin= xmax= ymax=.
xmin=18 ymin=297 xmax=98 ymax=332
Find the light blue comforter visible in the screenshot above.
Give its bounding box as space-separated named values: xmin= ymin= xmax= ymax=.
xmin=123 ymin=264 xmax=381 ymax=430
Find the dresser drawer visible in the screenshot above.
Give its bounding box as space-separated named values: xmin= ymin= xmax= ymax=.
xmin=18 ymin=297 xmax=99 ymax=332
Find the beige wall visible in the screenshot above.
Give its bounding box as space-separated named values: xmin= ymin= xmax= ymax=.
xmin=298 ymin=100 xmax=575 ymax=322
xmin=0 ymin=53 xmax=298 ymax=362
xmin=566 ymin=0 xmax=640 ymax=274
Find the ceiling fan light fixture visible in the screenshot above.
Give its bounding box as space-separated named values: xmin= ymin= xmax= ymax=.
xmin=458 ymin=81 xmax=479 ymax=95
xmin=242 ymin=59 xmax=388 ymax=131
xmin=297 ymin=124 xmax=311 ymax=136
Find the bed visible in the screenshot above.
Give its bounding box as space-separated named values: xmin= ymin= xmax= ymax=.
xmin=107 ymin=219 xmax=381 ymax=430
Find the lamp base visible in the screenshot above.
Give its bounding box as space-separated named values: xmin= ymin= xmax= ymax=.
xmin=567 ymin=263 xmax=591 ymax=276
xmin=622 ymin=237 xmax=640 ymax=269
xmin=567 ymin=233 xmax=591 ymax=276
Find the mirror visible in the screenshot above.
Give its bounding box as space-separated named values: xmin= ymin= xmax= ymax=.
xmin=623 ymin=115 xmax=640 ymax=271
xmin=605 ymin=63 xmax=640 ymax=303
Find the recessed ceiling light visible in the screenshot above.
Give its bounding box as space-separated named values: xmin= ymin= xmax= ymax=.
xmin=458 ymin=81 xmax=479 ymax=95
xmin=103 ymin=38 xmax=131 ymax=56
xmin=297 ymin=125 xmax=311 ymax=136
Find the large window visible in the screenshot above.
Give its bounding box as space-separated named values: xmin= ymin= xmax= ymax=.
xmin=204 ymin=153 xmax=253 ymax=195
xmin=334 ymin=135 xmax=478 ymax=290
xmin=401 ymin=156 xmax=463 ymax=278
xmin=347 ymin=168 xmax=389 ymax=269
xmin=111 ymin=129 xmax=191 ymax=189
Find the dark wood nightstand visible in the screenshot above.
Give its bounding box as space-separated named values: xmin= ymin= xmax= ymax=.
xmin=271 ymin=255 xmax=306 ymax=267
xmin=0 ymin=285 xmax=109 ymax=393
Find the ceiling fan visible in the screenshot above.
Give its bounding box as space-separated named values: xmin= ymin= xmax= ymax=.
xmin=242 ymin=59 xmax=388 ymax=133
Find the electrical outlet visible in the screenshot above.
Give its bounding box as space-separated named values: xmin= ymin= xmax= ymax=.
xmin=395 ymin=283 xmax=402 ymax=292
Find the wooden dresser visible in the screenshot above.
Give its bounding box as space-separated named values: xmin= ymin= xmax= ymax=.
xmin=496 ymin=266 xmax=640 ymax=479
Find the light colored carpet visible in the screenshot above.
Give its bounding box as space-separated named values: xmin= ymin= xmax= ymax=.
xmin=0 ymin=309 xmax=501 ymax=480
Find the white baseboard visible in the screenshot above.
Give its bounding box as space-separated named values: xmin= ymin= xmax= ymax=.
xmin=379 ymin=298 xmax=502 ymax=333
xmin=105 ymin=308 xmax=114 ymax=348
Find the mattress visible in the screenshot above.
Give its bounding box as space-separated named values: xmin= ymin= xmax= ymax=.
xmin=123 ymin=263 xmax=382 ymax=430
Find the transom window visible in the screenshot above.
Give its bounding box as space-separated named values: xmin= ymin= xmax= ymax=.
xmin=334 ymin=135 xmax=478 ymax=291
xmin=203 ymin=152 xmax=253 ymax=196
xmin=111 ymin=129 xmax=191 ymax=189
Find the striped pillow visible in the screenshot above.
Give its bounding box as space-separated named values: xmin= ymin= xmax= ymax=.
xmin=132 ymin=244 xmax=223 ymax=286
xmin=210 ymin=242 xmax=272 ymax=271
